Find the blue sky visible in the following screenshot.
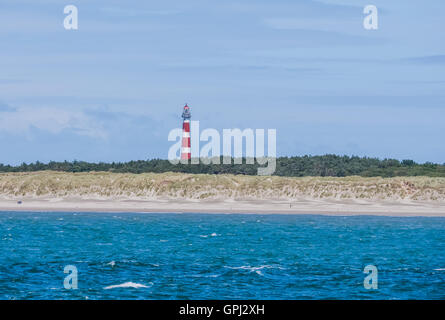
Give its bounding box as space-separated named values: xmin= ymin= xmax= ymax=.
xmin=0 ymin=0 xmax=444 ymax=165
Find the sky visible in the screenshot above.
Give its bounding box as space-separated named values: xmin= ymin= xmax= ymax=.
xmin=0 ymin=0 xmax=444 ymax=165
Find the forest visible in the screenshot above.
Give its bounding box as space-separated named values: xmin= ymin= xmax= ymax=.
xmin=0 ymin=155 xmax=444 ymax=177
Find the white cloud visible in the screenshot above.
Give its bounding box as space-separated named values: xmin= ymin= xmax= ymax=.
xmin=263 ymin=17 xmax=362 ymax=33
xmin=100 ymin=7 xmax=180 ymax=16
xmin=0 ymin=107 xmax=107 ymax=139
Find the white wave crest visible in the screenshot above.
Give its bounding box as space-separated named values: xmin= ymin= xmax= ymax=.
xmin=200 ymin=233 xmax=219 ymax=238
xmin=225 ymin=265 xmax=285 ymax=274
xmin=107 ymin=261 xmax=116 ymax=267
xmin=104 ymin=282 xmax=151 ymax=290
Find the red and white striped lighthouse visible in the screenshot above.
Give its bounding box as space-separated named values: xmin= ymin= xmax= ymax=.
xmin=181 ymin=104 xmax=191 ymax=160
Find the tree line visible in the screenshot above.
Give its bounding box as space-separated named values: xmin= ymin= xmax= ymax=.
xmin=0 ymin=155 xmax=444 ymax=177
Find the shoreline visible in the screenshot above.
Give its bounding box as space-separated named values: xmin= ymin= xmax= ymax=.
xmin=1 ymin=198 xmax=444 ymax=217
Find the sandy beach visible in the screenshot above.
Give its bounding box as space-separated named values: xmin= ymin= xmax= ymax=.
xmin=0 ymin=197 xmax=445 ymax=217
xmin=0 ymin=171 xmax=444 ymax=216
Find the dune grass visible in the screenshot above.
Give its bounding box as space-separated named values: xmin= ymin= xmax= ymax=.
xmin=0 ymin=171 xmax=444 ymax=202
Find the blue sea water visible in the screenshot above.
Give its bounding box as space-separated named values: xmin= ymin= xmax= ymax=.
xmin=0 ymin=211 xmax=445 ymax=300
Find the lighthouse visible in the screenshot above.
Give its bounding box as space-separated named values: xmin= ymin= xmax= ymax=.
xmin=181 ymin=104 xmax=191 ymax=160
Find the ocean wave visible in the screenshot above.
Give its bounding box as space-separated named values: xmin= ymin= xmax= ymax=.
xmin=190 ymin=273 xmax=221 ymax=278
xmin=224 ymin=265 xmax=285 ymax=275
xmin=200 ymin=233 xmax=219 ymax=238
xmin=107 ymin=261 xmax=116 ymax=267
xmin=103 ymin=282 xmax=152 ymax=290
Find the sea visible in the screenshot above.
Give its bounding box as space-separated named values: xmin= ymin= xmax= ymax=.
xmin=0 ymin=211 xmax=444 ymax=300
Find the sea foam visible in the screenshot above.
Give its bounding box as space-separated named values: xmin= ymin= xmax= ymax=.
xmin=104 ymin=282 xmax=150 ymax=290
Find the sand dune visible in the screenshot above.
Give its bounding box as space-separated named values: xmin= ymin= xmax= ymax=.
xmin=0 ymin=171 xmax=444 ymax=216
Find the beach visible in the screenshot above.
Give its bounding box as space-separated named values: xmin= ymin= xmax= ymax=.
xmin=0 ymin=197 xmax=444 ymax=216
xmin=0 ymin=171 xmax=444 ymax=216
